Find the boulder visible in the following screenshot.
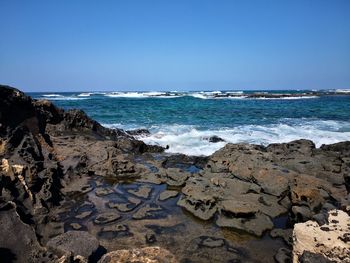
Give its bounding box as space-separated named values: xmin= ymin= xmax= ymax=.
xmin=293 ymin=210 xmax=350 ymax=262
xmin=98 ymin=247 xmax=177 ymax=263
xmin=46 ymin=231 xmax=99 ymax=259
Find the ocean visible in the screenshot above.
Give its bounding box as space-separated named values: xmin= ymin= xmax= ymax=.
xmin=29 ymin=90 xmax=350 ymax=156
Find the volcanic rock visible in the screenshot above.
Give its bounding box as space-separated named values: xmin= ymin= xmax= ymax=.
xmin=46 ymin=231 xmax=99 ymax=259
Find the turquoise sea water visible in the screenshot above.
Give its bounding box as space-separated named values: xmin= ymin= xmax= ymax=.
xmin=29 ymin=90 xmax=350 ymax=155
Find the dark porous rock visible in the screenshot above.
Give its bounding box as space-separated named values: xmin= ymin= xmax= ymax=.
xmin=270 ymin=228 xmax=293 ymax=246
xmin=320 ymin=141 xmax=350 ymax=157
xmin=161 ymin=154 xmax=209 ymax=170
xmin=299 ymin=251 xmax=334 ymax=263
xmin=292 ymin=205 xmax=312 ymax=222
xmin=94 ymin=212 xmax=121 ymax=225
xmin=0 ymin=203 xmax=48 ymax=263
xmin=206 ymin=135 xmax=226 ymax=143
xmin=274 ymin=248 xmax=292 ymax=263
xmin=46 ymin=231 xmax=99 ymax=259
xmin=145 ymin=231 xmax=157 ymax=244
xmin=126 ymin=129 xmax=151 ymax=136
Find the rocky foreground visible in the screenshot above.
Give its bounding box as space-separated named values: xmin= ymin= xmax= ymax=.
xmin=0 ymin=85 xmax=349 ymax=263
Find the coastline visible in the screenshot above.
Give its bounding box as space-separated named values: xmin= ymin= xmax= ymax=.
xmin=0 ymin=85 xmax=349 ymax=262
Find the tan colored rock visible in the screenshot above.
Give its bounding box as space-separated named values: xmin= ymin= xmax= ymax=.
xmin=293 ymin=209 xmax=350 ymax=263
xmin=219 ymin=199 xmax=259 ymax=215
xmin=98 ymin=247 xmax=178 ymax=263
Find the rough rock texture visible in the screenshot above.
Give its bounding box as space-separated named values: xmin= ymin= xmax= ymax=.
xmin=1 ymin=85 xmax=350 ymax=262
xmin=98 ymin=247 xmax=178 ymax=263
xmin=178 ymin=141 xmax=350 ymax=236
xmin=293 ymin=210 xmax=350 ymax=263
xmin=47 ymin=231 xmax=99 ymax=259
xmin=0 ymin=85 xmax=164 ymax=261
xmin=0 ymin=202 xmax=48 ymax=263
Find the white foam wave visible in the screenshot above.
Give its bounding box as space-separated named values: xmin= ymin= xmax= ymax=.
xmin=121 ymin=120 xmax=350 ymax=156
xmin=42 ymin=96 xmax=88 ymax=101
xmin=250 ymin=96 xmax=319 ymax=100
xmin=105 ymin=91 xmax=181 ymax=98
xmin=335 ymin=89 xmax=350 ymax=94
xmin=78 ymin=92 xmax=93 ymax=97
xmin=43 ymin=94 xmax=63 ymax=97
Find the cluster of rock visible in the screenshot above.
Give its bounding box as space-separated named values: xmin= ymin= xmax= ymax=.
xmin=1 ymin=85 xmax=349 ymax=263
xmin=0 ymin=85 xmax=164 ymax=262
xmin=177 ymin=141 xmax=349 ymax=236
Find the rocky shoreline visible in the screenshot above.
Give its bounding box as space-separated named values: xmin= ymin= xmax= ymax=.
xmin=0 ymin=85 xmax=349 ymax=263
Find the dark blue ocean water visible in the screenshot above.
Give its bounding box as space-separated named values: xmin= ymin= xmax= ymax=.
xmin=29 ymin=90 xmax=350 ymax=155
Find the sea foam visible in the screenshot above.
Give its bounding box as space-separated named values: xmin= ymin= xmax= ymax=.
xmin=106 ymin=119 xmax=350 ymax=156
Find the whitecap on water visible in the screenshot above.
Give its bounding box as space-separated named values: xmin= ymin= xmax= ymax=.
xmin=104 ymin=120 xmax=350 ymax=156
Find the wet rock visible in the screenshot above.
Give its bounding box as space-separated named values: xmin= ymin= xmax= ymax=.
xmin=127 ymin=185 xmax=152 ymax=199
xmin=292 ymin=205 xmax=312 ymax=222
xmin=177 ymin=177 xmax=218 ymax=220
xmin=274 ymin=247 xmax=292 ymax=263
xmin=47 ymin=231 xmax=99 ymax=259
xmin=95 ymin=187 xmax=114 ymax=197
xmin=270 ymin=228 xmax=293 ymax=246
xmin=159 ymin=190 xmax=179 ymax=201
xmin=199 ymin=236 xmax=225 ymax=248
xmin=126 ymin=129 xmax=151 ymax=136
xmin=205 ymin=135 xmax=225 ymax=143
xmin=160 ymin=168 xmax=189 ymax=186
xmin=94 ymin=212 xmax=121 ymax=225
xmin=161 ymin=154 xmax=208 ymax=170
xmin=293 ymin=209 xmax=350 ymax=262
xmin=185 ymin=236 xmax=248 ymax=263
xmin=98 ymin=224 xmax=132 ymax=239
xmin=70 ymin=223 xmax=84 ymax=230
xmin=145 ymin=231 xmax=157 ymax=244
xmin=216 ymin=211 xmax=274 ymax=236
xmin=132 ymin=204 xmax=164 ymax=220
xmin=299 ymin=251 xmax=334 ymax=263
xmin=108 ymin=197 xmax=141 ymax=212
xmin=219 ymin=199 xmax=259 ymax=216
xmin=75 ymin=210 xmax=93 ymax=219
xmin=98 ymin=247 xmax=177 ymax=263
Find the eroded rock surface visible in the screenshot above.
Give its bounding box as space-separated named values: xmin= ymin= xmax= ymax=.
xmin=98 ymin=247 xmax=178 ymax=263
xmin=1 ymin=85 xmax=350 ymax=263
xmin=293 ymin=210 xmax=350 ymax=262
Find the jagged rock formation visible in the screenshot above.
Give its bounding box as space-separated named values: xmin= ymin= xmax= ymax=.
xmin=0 ymin=85 xmax=164 ymax=262
xmin=1 ymin=85 xmax=349 ymax=263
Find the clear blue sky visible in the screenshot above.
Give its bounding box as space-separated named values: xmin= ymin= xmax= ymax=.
xmin=0 ymin=0 xmax=349 ymax=92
